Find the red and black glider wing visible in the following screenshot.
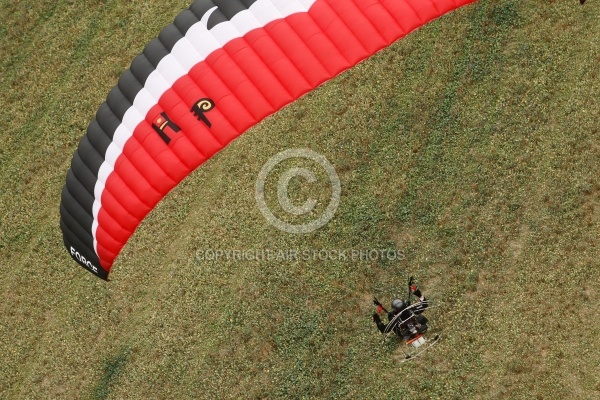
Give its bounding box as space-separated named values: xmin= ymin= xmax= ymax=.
xmin=60 ymin=0 xmax=477 ymax=280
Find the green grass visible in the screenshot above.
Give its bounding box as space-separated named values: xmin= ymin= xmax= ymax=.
xmin=93 ymin=346 xmax=132 ymax=400
xmin=1 ymin=0 xmax=599 ymax=399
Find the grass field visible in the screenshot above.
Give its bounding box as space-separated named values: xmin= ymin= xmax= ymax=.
xmin=1 ymin=0 xmax=598 ymax=399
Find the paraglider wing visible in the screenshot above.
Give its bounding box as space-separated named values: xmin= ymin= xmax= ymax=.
xmin=60 ymin=0 xmax=477 ymax=280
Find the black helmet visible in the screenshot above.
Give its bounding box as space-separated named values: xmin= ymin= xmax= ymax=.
xmin=391 ymin=299 xmax=405 ymax=311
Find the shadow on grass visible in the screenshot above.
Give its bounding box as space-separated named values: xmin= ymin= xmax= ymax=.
xmin=92 ymin=346 xmax=132 ymax=400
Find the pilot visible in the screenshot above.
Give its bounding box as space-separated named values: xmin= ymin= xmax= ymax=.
xmin=372 ymin=284 xmax=429 ymax=338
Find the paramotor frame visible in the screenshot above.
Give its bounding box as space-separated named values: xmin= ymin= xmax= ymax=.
xmin=381 ymin=300 xmax=441 ymax=362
